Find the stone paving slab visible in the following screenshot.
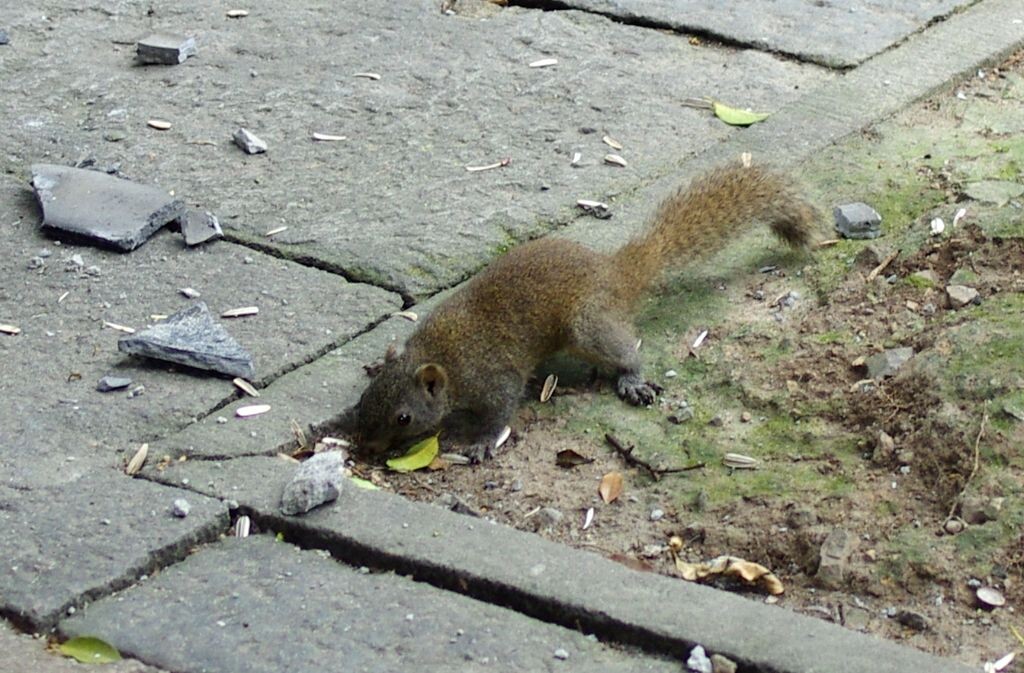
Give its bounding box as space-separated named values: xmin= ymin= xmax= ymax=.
xmin=140 ymin=460 xmax=972 ymax=673
xmin=0 ymin=175 xmax=400 ymax=489
xmin=0 ymin=621 xmax=166 ymax=673
xmin=60 ymin=536 xmax=681 ymax=673
xmin=0 ymin=472 xmax=227 ymax=632
xmin=0 ymin=1 xmax=830 ymax=299
xmin=549 ymin=0 xmax=971 ymax=67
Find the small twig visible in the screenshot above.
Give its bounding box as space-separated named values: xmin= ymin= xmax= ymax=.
xmin=604 ymin=433 xmax=704 ymax=481
xmin=866 ymin=249 xmax=901 ymax=282
xmin=946 ymin=407 xmax=988 ymax=523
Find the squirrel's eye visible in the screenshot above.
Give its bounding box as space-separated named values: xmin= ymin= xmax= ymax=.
xmin=397 ymin=413 xmax=411 ymax=426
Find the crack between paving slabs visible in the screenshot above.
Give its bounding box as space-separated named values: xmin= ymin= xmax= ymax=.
xmin=506 ymin=0 xmax=850 ymax=70
xmin=244 ymin=510 xmax=757 ymax=669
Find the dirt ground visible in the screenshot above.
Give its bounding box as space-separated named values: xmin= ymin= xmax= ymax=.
xmin=346 ymin=53 xmax=1024 ymax=668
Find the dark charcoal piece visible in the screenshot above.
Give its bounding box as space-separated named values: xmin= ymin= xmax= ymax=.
xmin=180 ymin=209 xmax=223 ymax=246
xmin=30 ymin=164 xmax=185 ymax=251
xmin=118 ymin=302 xmax=255 ymax=379
xmin=136 ymin=33 xmax=197 ymax=64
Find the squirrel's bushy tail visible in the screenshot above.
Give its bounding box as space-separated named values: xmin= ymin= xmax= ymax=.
xmin=611 ymin=163 xmax=818 ymax=306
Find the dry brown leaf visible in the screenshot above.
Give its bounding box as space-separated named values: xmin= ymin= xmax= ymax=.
xmin=556 ymin=449 xmax=593 ymax=468
xmin=598 ymin=471 xmax=623 ymax=503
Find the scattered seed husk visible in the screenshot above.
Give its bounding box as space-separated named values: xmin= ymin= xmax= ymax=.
xmin=976 ymin=586 xmax=1006 ymax=608
xmin=952 ymin=207 xmax=967 ymax=228
xmin=226 ymin=9 xmax=249 ymax=17
xmin=236 ymin=403 xmax=271 ymax=418
xmin=740 ymin=152 xmax=753 ymax=167
xmin=149 ymin=314 xmax=167 ymax=321
xmin=576 ymin=199 xmax=608 ymax=210
xmin=494 ymin=425 xmax=512 ymax=450
xmin=814 ymin=238 xmax=841 ymax=248
xmin=723 ymin=453 xmax=758 ymax=469
xmin=103 ymin=321 xmax=135 ymax=334
xmin=571 ymin=152 xmax=581 ymax=166
xmin=264 ymin=226 xmax=288 ymax=237
xmin=393 ymin=310 xmax=418 ymax=322
xmin=320 ymin=436 xmax=351 ymax=449
xmin=353 ymin=72 xmax=381 ymax=80
xmin=540 ymin=374 xmax=558 ymax=402
xmin=233 ymin=515 xmax=251 ymax=538
xmin=692 ymin=329 xmax=708 ymax=349
xmin=556 ymin=448 xmax=593 ymax=468
xmin=312 ymin=132 xmax=347 ymax=141
xmin=232 ymin=377 xmax=260 ymax=397
xmin=439 ymin=452 xmax=471 ymax=465
xmin=125 ymin=443 xmax=148 ymax=475
xmin=604 ymin=154 xmax=627 ymax=167
xmin=602 ymin=135 xmax=623 ymax=150
xmin=582 ymin=506 xmax=594 ymax=530
xmin=528 ymin=58 xmax=558 ymax=68
xmin=221 ymin=306 xmax=259 ymax=318
xmin=0 ymin=324 xmax=21 ymax=335
xmin=147 ymin=119 xmax=172 ymax=130
xmin=635 ymin=338 xmax=642 ymax=351
xmin=991 ymin=652 xmax=1016 ymax=672
xmin=58 ymin=291 xmax=70 ymax=303
xmin=179 ymin=287 xmax=200 ymax=299
xmin=465 ymin=157 xmax=510 ymax=172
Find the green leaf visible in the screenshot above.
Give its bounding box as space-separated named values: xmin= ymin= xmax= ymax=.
xmin=386 ymin=434 xmax=440 ymax=473
xmin=349 ymin=476 xmax=380 ymax=490
xmin=712 ymin=101 xmax=770 ymax=127
xmin=59 ymin=637 xmax=122 ymax=664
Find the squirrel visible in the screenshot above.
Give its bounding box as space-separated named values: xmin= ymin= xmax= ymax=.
xmin=345 ymin=162 xmax=819 ymax=461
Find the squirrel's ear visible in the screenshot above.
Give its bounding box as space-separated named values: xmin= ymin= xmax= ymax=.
xmin=384 ymin=343 xmax=398 ymax=362
xmin=415 ymin=363 xmax=448 ymax=398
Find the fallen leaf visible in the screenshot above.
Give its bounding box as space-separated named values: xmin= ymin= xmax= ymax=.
xmin=59 ymin=637 xmax=122 ymax=664
xmin=598 ymin=471 xmax=624 ymax=503
xmin=386 ymin=434 xmax=440 ymax=473
xmin=712 ymin=101 xmax=770 ymax=127
xmin=556 ymin=448 xmax=593 ymax=468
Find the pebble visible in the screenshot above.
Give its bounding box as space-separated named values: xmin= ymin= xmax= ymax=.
xmin=686 ymin=645 xmax=713 ymax=673
xmin=96 ymin=375 xmax=133 ymax=392
xmin=553 ymin=648 xmax=569 ymax=660
xmin=946 ymin=284 xmax=980 ymax=309
xmin=172 ymin=499 xmax=191 ymax=517
xmin=864 ymin=347 xmax=914 ymax=379
xmin=233 ymin=127 xmax=268 ymax=154
xmin=710 ymin=653 xmax=738 ymax=673
xmin=649 ymin=508 xmax=664 ymax=522
xmin=280 ymin=451 xmax=346 ymax=515
xmin=509 ymin=478 xmax=523 ymax=492
xmin=664 ymin=369 xmax=678 ymax=378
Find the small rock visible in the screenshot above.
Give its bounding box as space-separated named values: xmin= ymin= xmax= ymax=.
xmin=668 ymin=407 xmax=694 ymax=424
xmin=509 ymin=478 xmax=523 ymax=492
xmin=136 ymin=33 xmax=197 ymax=65
xmin=127 ymin=385 xmax=146 ymax=398
xmin=664 ymin=369 xmax=678 ymax=378
xmin=740 ymin=411 xmax=752 ymax=423
xmin=31 ymin=164 xmax=185 ymax=252
xmin=893 ymin=609 xmax=929 ymax=632
xmin=864 ymin=347 xmax=914 ymax=379
xmin=649 ymin=508 xmax=664 ymax=522
xmin=27 ymin=256 xmax=45 ymax=270
xmin=686 ymin=645 xmax=713 ymax=673
xmin=910 ymin=269 xmax=940 ymax=287
xmin=872 ymin=430 xmax=895 ymax=464
xmin=946 ymin=284 xmax=980 ymax=309
xmin=786 ymin=508 xmax=818 ymax=529
xmin=942 ymin=518 xmax=965 ymax=535
xmin=179 ymin=210 xmax=223 ymax=246
xmin=96 ymin=375 xmax=133 ymax=392
xmin=280 ymin=451 xmax=346 ymax=515
xmin=538 ymin=507 xmax=564 ymax=526
xmin=842 ymin=605 xmax=872 ymax=631
xmin=118 ymin=301 xmax=255 ymax=379
xmin=553 ymin=648 xmax=569 ymax=661
xmin=834 ymin=202 xmax=882 ymax=239
xmin=172 ymin=499 xmax=191 ymax=517
xmin=710 ymin=654 xmax=737 ymax=673
xmin=961 ymin=496 xmax=1003 ymax=525
xmin=816 ymin=528 xmax=858 ymax=589
xmin=964 ymin=180 xmax=1024 ymax=207
xmin=233 ymin=127 xmax=268 ymax=154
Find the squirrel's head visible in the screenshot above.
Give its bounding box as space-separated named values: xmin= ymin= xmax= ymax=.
xmin=348 ymin=348 xmax=451 ymax=455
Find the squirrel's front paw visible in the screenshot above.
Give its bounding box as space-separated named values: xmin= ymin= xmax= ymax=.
xmin=616 ymin=373 xmax=659 ymax=406
xmin=461 ymin=440 xmax=494 ymax=464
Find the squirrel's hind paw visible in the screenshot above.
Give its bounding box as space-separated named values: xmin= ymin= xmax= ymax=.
xmin=616 ymin=374 xmax=660 ymax=406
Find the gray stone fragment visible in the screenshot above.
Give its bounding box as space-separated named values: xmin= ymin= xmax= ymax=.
xmin=864 ymin=347 xmax=914 ymax=380
xmin=97 ymin=375 xmax=133 ymax=392
xmin=834 ymin=202 xmax=882 ymax=239
xmin=172 ymin=499 xmax=191 ymax=518
xmin=118 ymin=302 xmax=256 ymax=379
xmin=964 ymin=180 xmax=1024 ymax=206
xmin=816 ymin=528 xmax=859 ymax=589
xmin=30 ymin=164 xmax=185 ymax=252
xmin=233 ymin=128 xmax=268 ymax=154
xmin=945 ymin=284 xmax=980 ymax=309
xmin=179 ymin=210 xmax=222 ymax=246
xmin=280 ymin=451 xmax=346 ymax=515
xmin=687 ymin=645 xmax=712 ymax=673
xmin=136 ymin=33 xmax=197 ymax=65
xmin=0 ymin=29 xmax=8 ymax=45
